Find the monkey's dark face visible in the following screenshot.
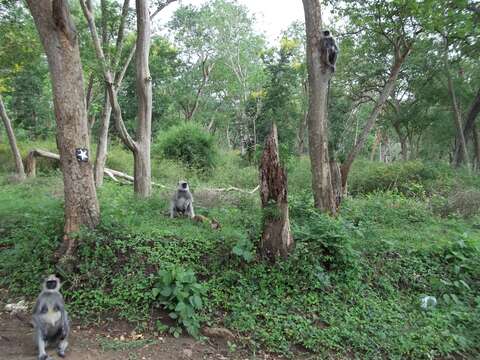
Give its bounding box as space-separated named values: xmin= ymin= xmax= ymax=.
xmin=178 ymin=181 xmax=189 ymax=191
xmin=43 ymin=275 xmax=60 ymax=292
xmin=46 ymin=280 xmax=57 ymax=290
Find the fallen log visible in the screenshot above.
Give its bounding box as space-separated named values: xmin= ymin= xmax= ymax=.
xmin=24 ymin=148 xmax=258 ymax=194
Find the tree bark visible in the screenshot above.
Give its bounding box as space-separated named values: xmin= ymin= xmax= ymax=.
xmin=443 ymin=38 xmax=469 ymax=168
xmin=92 ymin=0 xmax=128 ymax=188
xmin=94 ymin=91 xmax=112 ymax=187
xmin=340 ymin=47 xmax=410 ymax=190
xmin=302 ymin=0 xmax=336 ymax=214
xmin=472 ymin=124 xmax=480 ymax=171
xmin=26 ymin=0 xmax=100 ymax=246
xmin=0 ymin=95 xmax=26 ymax=180
xmin=454 ymin=87 xmax=480 ymax=166
xmin=330 ymin=160 xmax=342 ymax=208
xmin=134 ymin=0 xmax=152 ymax=197
xmin=259 ymin=123 xmax=293 ymax=261
xmin=81 ymin=0 xmax=168 ymax=197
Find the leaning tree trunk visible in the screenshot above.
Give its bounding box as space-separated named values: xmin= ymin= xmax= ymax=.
xmin=134 ymin=0 xmax=152 ymax=197
xmin=340 ymin=47 xmax=411 ymax=191
xmin=26 ymin=0 xmax=100 ymax=248
xmin=94 ymin=92 xmax=112 ymax=187
xmin=454 ymin=87 xmax=480 ymax=166
xmin=0 ymin=95 xmax=26 ymax=181
xmin=259 ymin=123 xmax=293 ymax=261
xmin=443 ymin=37 xmax=468 ymax=167
xmin=302 ymin=0 xmax=336 ymax=214
xmin=472 ymin=124 xmax=480 ymax=171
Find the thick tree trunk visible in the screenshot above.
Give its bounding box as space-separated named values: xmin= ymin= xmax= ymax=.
xmin=134 ymin=0 xmax=152 ymax=197
xmin=472 ymin=124 xmax=480 ymax=171
xmin=369 ymin=129 xmax=381 ymax=161
xmin=330 ymin=160 xmax=342 ymax=208
xmin=0 ymin=95 xmax=26 ymax=180
xmin=340 ymin=48 xmax=410 ymax=190
xmin=302 ymin=0 xmax=336 ymax=214
xmin=259 ymin=123 xmax=293 ymax=261
xmin=26 ymin=0 xmax=100 ymax=247
xmin=454 ymin=87 xmax=480 ymax=166
xmin=444 ymin=41 xmax=469 ymax=167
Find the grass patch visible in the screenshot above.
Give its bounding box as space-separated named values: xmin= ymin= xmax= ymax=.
xmin=1 ymin=155 xmax=480 ymax=358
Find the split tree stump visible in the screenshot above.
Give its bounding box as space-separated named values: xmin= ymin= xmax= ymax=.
xmin=259 ymin=123 xmax=293 ymax=261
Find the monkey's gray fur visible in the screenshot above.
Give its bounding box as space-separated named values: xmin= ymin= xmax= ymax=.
xmin=170 ymin=180 xmax=195 ymax=218
xmin=320 ymin=30 xmax=339 ymax=72
xmin=32 ymin=275 xmax=70 ymax=360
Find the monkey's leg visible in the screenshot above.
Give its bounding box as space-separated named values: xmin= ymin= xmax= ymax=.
xmin=170 ymin=202 xmax=176 ymax=218
xmin=57 ymin=339 xmax=68 ymax=358
xmin=36 ymin=329 xmax=52 ymax=360
xmin=58 ymin=312 xmax=69 ymax=357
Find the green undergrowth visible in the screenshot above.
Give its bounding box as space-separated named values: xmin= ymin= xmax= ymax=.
xmin=1 ymin=159 xmax=480 ymax=358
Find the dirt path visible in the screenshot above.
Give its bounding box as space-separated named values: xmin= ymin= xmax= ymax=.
xmin=0 ymin=310 xmax=241 ymax=360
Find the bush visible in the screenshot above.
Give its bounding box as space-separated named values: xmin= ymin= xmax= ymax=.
xmin=152 ymin=265 xmax=205 ymax=337
xmin=348 ymin=160 xmax=440 ymax=196
xmin=431 ymin=188 xmax=480 ymax=218
xmin=155 ymin=123 xmax=218 ymax=171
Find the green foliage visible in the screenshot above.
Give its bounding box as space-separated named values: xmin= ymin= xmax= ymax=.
xmin=155 ymin=123 xmax=218 ymax=171
xmin=349 ymin=160 xmax=440 ymax=196
xmin=152 ymin=265 xmax=204 ymax=337
xmin=2 ymin=156 xmax=480 ymax=358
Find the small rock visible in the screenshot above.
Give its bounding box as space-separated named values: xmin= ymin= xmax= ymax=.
xmin=4 ymin=300 xmax=28 ymax=314
xmin=182 ymin=349 xmax=193 ymax=358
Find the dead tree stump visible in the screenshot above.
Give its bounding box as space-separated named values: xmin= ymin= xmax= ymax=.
xmin=259 ymin=123 xmax=294 ymax=261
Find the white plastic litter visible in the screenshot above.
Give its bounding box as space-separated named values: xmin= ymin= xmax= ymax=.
xmin=420 ymin=296 xmax=437 ymax=310
xmin=4 ymin=300 xmax=28 ymax=314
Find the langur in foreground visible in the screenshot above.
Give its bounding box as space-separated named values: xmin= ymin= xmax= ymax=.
xmin=170 ymin=180 xmax=195 ymax=218
xmin=32 ymin=275 xmax=70 ymax=360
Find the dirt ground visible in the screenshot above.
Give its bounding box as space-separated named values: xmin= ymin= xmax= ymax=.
xmin=0 ymin=311 xmax=243 ymax=360
xmin=0 ymin=291 xmax=259 ymax=360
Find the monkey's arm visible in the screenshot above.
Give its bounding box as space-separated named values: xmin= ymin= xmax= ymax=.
xmin=61 ymin=310 xmax=69 ymax=339
xmin=32 ymin=314 xmax=48 ymax=338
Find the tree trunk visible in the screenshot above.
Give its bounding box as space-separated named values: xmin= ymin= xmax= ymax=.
xmin=302 ymin=0 xmax=336 ymax=214
xmin=259 ymin=123 xmax=293 ymax=261
xmin=134 ymin=0 xmax=152 ymax=197
xmin=444 ymin=39 xmax=469 ymax=167
xmin=296 ymin=108 xmax=308 ymax=155
xmin=369 ymin=129 xmax=381 ymax=161
xmin=330 ymin=160 xmax=342 ymax=208
xmin=26 ymin=0 xmax=100 ymax=247
xmin=81 ymin=0 xmax=161 ymax=197
xmin=454 ymin=87 xmax=480 ymax=166
xmin=472 ymin=124 xmax=480 ymax=171
xmin=340 ymin=47 xmax=410 ymax=190
xmin=94 ymin=90 xmax=112 ymax=187
xmin=0 ymin=95 xmax=26 ymax=181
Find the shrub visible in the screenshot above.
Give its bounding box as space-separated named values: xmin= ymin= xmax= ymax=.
xmin=431 ymin=188 xmax=480 ymax=218
xmin=348 ymin=160 xmax=440 ymax=196
xmin=151 ymin=266 xmax=205 ymax=337
xmin=155 ymin=123 xmax=218 ymax=171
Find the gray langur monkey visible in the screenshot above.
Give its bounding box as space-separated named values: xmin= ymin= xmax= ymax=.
xmin=320 ymin=30 xmax=339 ymax=72
xmin=32 ymin=275 xmax=70 ymax=360
xmin=170 ymin=180 xmax=195 ymax=218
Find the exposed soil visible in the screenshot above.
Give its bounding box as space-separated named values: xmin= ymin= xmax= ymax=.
xmin=0 ymin=311 xmax=242 ymax=360
xmin=0 ymin=291 xmax=258 ymax=360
